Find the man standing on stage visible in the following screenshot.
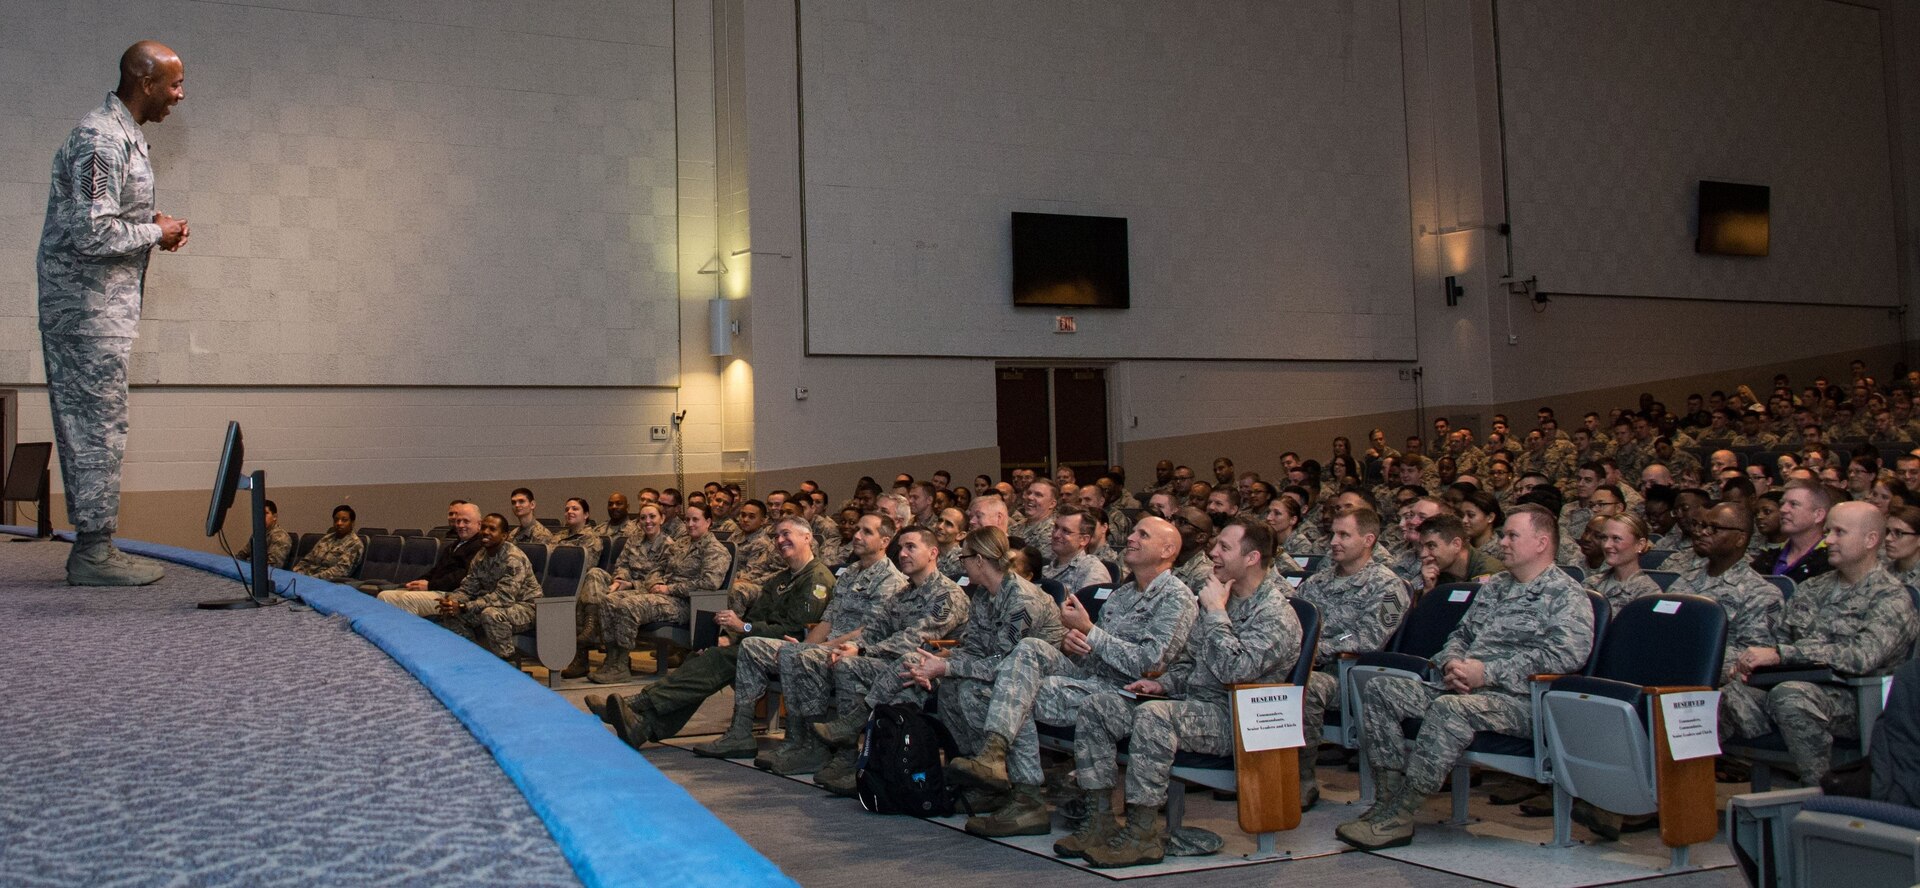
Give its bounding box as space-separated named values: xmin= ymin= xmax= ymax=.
xmin=38 ymin=41 xmax=190 ymax=586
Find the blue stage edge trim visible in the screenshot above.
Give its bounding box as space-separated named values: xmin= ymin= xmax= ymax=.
xmin=0 ymin=527 xmax=795 ymax=888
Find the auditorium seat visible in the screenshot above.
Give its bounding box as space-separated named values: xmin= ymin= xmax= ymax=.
xmin=352 ymin=534 xmax=406 ymax=584
xmin=601 ymin=534 xmax=626 ymax=572
xmin=391 ymin=528 xmax=424 ymax=538
xmin=359 ymin=527 xmax=388 ymax=537
xmin=294 ymin=532 xmax=322 ymax=564
xmin=1640 ymin=550 xmax=1676 ymax=570
xmin=1341 ymin=581 xmax=1480 ymax=799
xmin=1543 ymin=593 xmax=1726 ymax=864
xmin=517 ymin=543 xmax=548 ymax=582
xmin=395 ymin=536 xmax=440 ymax=581
xmin=542 ymin=545 xmax=587 ymax=598
xmin=1646 ymin=570 xmax=1680 ymax=591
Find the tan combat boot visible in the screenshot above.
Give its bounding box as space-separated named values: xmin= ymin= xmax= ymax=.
xmin=964 ymin=783 xmax=1051 ymax=837
xmin=947 ymin=733 xmax=1012 ymax=793
xmin=1052 ymin=788 xmax=1115 ymax=858
xmin=67 ymin=532 xmax=164 ymax=586
xmin=588 ymin=644 xmax=632 ymax=683
xmin=691 ymin=706 xmax=760 ymax=759
xmin=1335 ymin=777 xmax=1421 ymax=851
xmin=1084 ymin=803 xmax=1166 ymax=868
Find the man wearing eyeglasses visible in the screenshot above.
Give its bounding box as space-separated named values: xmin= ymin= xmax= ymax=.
xmin=1044 ymin=506 xmax=1112 ymax=593
xmin=1670 ymin=503 xmax=1785 ymax=685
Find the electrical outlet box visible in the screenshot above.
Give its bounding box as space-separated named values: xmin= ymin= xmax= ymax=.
xmin=1507 ymin=334 xmax=1520 ymax=345
xmin=649 ymin=426 xmax=669 ymax=441
xmin=794 ymin=387 xmax=809 ymax=401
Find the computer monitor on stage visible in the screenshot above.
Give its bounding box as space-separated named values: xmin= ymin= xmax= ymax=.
xmin=206 ymin=421 xmax=243 ymax=538
xmin=4 ymin=441 xmax=54 ymax=538
xmin=200 ymin=421 xmax=274 ymax=608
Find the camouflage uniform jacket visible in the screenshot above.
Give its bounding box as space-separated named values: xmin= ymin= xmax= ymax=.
xmin=237 ymin=526 xmax=294 ymax=568
xmin=596 ymin=518 xmax=639 ymax=542
xmin=936 ymin=544 xmax=967 ymax=582
xmin=1173 ymin=549 xmax=1214 ymax=596
xmin=1729 ymin=432 xmax=1780 ymax=449
xmin=1297 ymin=561 xmax=1409 ymax=668
xmin=731 ymin=527 xmax=782 ymax=590
xmin=858 ymin=572 xmax=969 ymax=659
xmin=612 ymin=532 xmax=677 ymax=587
xmin=661 ymin=532 xmax=731 ymax=599
xmin=1773 ymin=566 xmax=1918 ymax=676
xmin=1016 ymin=514 xmax=1056 ymax=561
xmin=1080 ymin=569 xmax=1199 ymax=685
xmin=1583 ymin=567 xmax=1663 ymax=615
xmin=945 ymin=575 xmax=1066 ymax=681
xmin=1045 ymin=551 xmax=1112 ymax=595
xmin=819 ymin=557 xmax=907 ymax=637
xmin=661 ymin=517 xmax=688 ymax=541
xmin=1106 ymin=506 xmax=1133 ymax=553
xmin=809 ymin=515 xmax=844 ymax=565
xmin=450 ymin=543 xmax=541 ymax=610
xmin=294 ymin=531 xmax=363 ymax=582
xmin=38 ymin=94 xmax=161 ymax=337
xmin=547 ymin=527 xmax=604 ymax=568
xmin=1160 ymin=577 xmax=1301 ymax=705
xmin=1669 ymin=560 xmax=1784 ymax=679
xmin=512 ymin=521 xmax=553 ymax=545
xmin=1436 ymin=566 xmax=1593 ymax=697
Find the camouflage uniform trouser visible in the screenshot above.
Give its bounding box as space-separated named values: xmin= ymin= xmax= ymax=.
xmin=1720 ymin=680 xmax=1857 ymax=783
xmin=601 ymin=586 xmax=687 ymax=648
xmin=830 ymin=654 xmax=900 ymax=714
xmin=41 ymin=333 xmax=131 ymax=535
xmin=448 ymin=603 xmax=534 ymax=658
xmin=866 ymin=650 xmax=934 ymax=709
xmin=983 ymin=637 xmax=1125 ymax=787
xmin=731 ymin=636 xmax=838 ymax=718
xmin=934 ymin=673 xmax=995 ymax=757
xmin=1303 ymin=668 xmax=1340 ymax=783
xmin=1074 ymin=693 xmax=1234 ymax=807
xmin=575 ymin=568 xmax=614 ymax=642
xmin=1361 ymin=676 xmax=1531 ymax=797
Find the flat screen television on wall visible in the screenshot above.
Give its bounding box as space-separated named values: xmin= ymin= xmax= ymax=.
xmin=1695 ymin=180 xmax=1769 ymax=257
xmin=1011 ymin=212 xmax=1130 ymax=308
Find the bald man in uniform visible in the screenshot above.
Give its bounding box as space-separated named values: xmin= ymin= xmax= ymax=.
xmin=39 ymin=41 xmax=190 ymax=585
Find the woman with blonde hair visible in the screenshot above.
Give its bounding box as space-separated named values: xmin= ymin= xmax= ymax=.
xmin=1584 ymin=513 xmax=1663 ymax=614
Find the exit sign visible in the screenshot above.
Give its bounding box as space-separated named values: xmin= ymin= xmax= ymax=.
xmin=1054 ymin=315 xmax=1077 ymax=334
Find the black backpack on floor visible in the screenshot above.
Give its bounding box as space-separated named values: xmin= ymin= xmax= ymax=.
xmin=856 ymin=703 xmax=959 ymax=817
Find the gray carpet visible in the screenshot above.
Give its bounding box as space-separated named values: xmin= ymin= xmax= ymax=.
xmin=0 ymin=541 xmax=580 ymax=887
xmin=639 ymin=736 xmax=1752 ymax=887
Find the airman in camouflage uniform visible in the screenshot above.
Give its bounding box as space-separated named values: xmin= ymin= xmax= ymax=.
xmin=1341 ymin=509 xmax=1592 ymax=851
xmin=948 ymin=516 xmax=1197 ymax=838
xmin=728 ymin=521 xmax=780 ymax=605
xmin=293 ymin=522 xmax=363 ymax=582
xmin=1173 ymin=549 xmax=1214 ymax=597
xmin=1298 ymin=557 xmax=1409 ymax=791
xmin=1720 ymin=503 xmax=1917 ymax=783
xmin=1670 ymin=561 xmax=1784 ymax=682
xmin=1069 ymin=520 xmax=1301 ymax=867
xmin=237 ymin=523 xmax=293 ymax=570
xmin=717 ymin=517 xmax=906 ymax=769
xmin=40 ymin=44 xmax=190 ymax=586
xmin=1584 ymin=567 xmax=1663 ymax=615
xmin=548 ymin=526 xmax=604 ymax=571
xmin=918 ymin=567 xmax=1066 ymax=757
xmin=441 ymin=519 xmax=541 ymax=659
xmin=512 ymin=520 xmax=554 ymax=546
xmin=566 ymin=507 xmax=676 ymax=676
xmin=591 ymin=520 xmax=731 ymax=683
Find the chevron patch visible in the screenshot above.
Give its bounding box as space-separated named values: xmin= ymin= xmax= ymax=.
xmin=80 ymin=150 xmax=110 ymax=201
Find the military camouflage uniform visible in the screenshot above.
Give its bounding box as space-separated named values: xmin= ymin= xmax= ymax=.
xmin=661 ymin=516 xmax=688 ymax=541
xmin=1584 ymin=567 xmax=1663 ymax=615
xmin=1173 ymin=549 xmax=1215 ymax=598
xmin=1106 ymin=507 xmax=1133 ymax=554
xmin=1668 ymin=561 xmax=1784 ymax=682
xmin=444 ymin=542 xmax=541 ymax=657
xmin=728 ymin=526 xmax=781 ymax=607
xmin=572 ymin=531 xmax=676 ymax=643
xmin=294 ymin=531 xmax=364 ymax=582
xmin=601 ymin=532 xmax=731 ymax=648
xmin=1719 ymin=565 xmax=1918 ymax=782
xmin=1017 ymin=514 xmax=1056 ymax=563
xmin=1387 ymin=549 xmax=1424 ymax=587
xmin=733 ymin=558 xmax=907 ymax=721
xmin=548 ymin=527 xmax=604 ymax=569
xmin=597 ymin=518 xmax=638 ymax=543
xmin=809 ymin=515 xmax=843 ymax=565
xmin=620 ymin=558 xmax=835 ymax=740
xmin=912 ymin=575 xmax=1065 ymax=755
xmin=1728 ymin=432 xmax=1780 ymax=449
xmin=1075 ymin=577 xmax=1301 ymax=806
xmin=936 ymin=544 xmax=968 ymax=583
xmin=1045 ymin=551 xmax=1112 ymax=596
xmin=827 ymin=572 xmax=968 ymax=711
xmin=1360 ymin=566 xmax=1593 ymax=797
xmin=981 ymin=570 xmax=1197 ymax=786
xmin=512 ymin=521 xmax=554 ymax=545
xmin=1299 ymin=562 xmax=1410 ymax=755
xmin=1292 ymin=522 xmax=1329 ymax=556
xmin=237 ymin=526 xmax=294 ymax=569
xmin=37 ymin=95 xmax=166 ymax=535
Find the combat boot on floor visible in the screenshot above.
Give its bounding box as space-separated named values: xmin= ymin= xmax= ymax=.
xmin=964 ymin=783 xmax=1050 ymax=837
xmin=1335 ymin=778 xmax=1422 ymax=851
xmin=1343 ymin=767 xmax=1405 ymax=827
xmin=560 ymin=643 xmax=592 ymax=679
xmin=588 ymin=644 xmax=632 ymax=684
xmin=586 ymin=694 xmax=609 ymax=720
xmin=813 ymin=747 xmax=860 ymax=796
xmin=759 ymin=713 xmax=831 ymax=775
xmin=1052 ymin=788 xmax=1115 ymax=858
xmin=947 ymin=732 xmax=1013 ymax=793
xmin=1084 ymin=803 xmax=1166 ymax=868
xmin=812 ymin=703 xmax=871 ymax=748
xmin=691 ymin=707 xmax=760 ymax=759
xmin=606 ymin=694 xmax=657 ymax=749
xmin=66 ymin=532 xmax=164 ymax=586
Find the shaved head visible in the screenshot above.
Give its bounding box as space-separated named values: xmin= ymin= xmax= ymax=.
xmin=1126 ymin=515 xmax=1182 ymax=574
xmin=114 ymin=40 xmax=185 ymax=124
xmin=118 ymin=41 xmax=180 ymax=90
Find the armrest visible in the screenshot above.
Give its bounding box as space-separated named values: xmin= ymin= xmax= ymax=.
xmin=1644 ymin=685 xmax=1712 ymax=695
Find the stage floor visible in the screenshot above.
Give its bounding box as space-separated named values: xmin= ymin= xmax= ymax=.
xmin=0 ymin=531 xmax=788 ymax=888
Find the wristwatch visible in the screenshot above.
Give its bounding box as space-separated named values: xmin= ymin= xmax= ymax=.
xmin=741 ymin=622 xmax=753 ymax=634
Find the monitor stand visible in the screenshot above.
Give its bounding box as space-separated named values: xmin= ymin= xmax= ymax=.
xmin=199 ymin=470 xmax=276 ymax=609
